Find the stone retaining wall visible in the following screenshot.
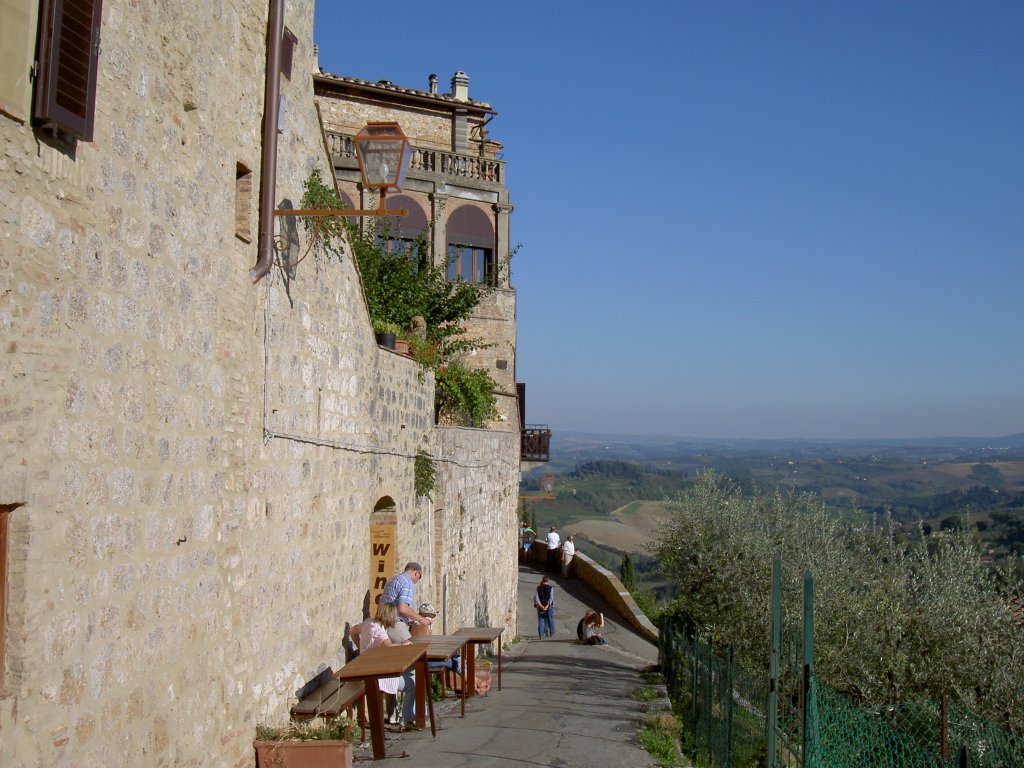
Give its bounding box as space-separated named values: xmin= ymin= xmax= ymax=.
xmin=525 ymin=547 xmax=658 ymax=645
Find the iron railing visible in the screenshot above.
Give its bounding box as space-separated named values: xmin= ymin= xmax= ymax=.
xmin=324 ymin=130 xmax=505 ymax=187
xmin=520 ymin=425 xmax=551 ymax=462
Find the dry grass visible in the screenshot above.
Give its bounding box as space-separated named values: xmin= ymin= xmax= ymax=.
xmin=568 ymin=501 xmax=672 ymax=553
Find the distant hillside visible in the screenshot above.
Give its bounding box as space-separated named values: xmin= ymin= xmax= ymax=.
xmin=527 ymin=440 xmax=1024 ymax=518
xmin=543 ymin=431 xmax=1024 ymax=472
xmin=521 ymin=459 xmax=690 ymax=521
xmin=520 ymin=440 xmax=1024 ymax=579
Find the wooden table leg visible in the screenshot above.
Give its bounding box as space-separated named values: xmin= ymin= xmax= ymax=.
xmin=414 ymin=658 xmax=435 ymax=736
xmin=465 ymin=645 xmax=476 ymax=697
xmin=363 ymin=680 xmax=386 ymax=760
xmin=460 ymin=644 xmax=467 ymax=716
xmin=497 ymin=641 xmax=503 ymax=690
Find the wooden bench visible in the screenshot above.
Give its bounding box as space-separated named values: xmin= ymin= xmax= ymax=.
xmin=290 ymin=666 xmax=365 ymax=738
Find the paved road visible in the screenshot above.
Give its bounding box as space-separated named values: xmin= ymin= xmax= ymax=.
xmin=354 ymin=564 xmax=661 ymax=766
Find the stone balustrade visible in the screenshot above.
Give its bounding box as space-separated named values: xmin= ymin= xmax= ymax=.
xmin=325 ymin=130 xmax=505 ymax=186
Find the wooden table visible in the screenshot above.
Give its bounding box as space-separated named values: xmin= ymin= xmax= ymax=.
xmin=456 ymin=626 xmax=505 ymax=693
xmin=412 ymin=634 xmax=470 ymax=717
xmin=335 ymin=644 xmax=434 ymax=760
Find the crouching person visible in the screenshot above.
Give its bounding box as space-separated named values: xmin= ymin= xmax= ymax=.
xmin=576 ymin=610 xmax=608 ymax=645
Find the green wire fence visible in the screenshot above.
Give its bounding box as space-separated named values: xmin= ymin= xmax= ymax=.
xmin=658 ymin=559 xmax=1023 ymax=768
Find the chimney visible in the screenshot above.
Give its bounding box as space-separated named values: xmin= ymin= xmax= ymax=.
xmin=450 ymin=71 xmax=469 ymax=101
xmin=428 ymin=73 xmax=438 ymax=95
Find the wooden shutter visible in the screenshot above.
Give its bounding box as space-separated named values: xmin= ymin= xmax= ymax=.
xmin=0 ymin=506 xmax=10 ymax=675
xmin=34 ymin=0 xmax=103 ymax=141
xmin=517 ymin=382 xmax=526 ymax=430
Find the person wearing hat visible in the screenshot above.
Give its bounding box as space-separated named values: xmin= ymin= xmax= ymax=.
xmin=409 ymin=602 xmax=436 ymax=638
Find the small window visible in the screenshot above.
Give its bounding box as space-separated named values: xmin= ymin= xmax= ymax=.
xmin=34 ymin=0 xmax=104 ymax=142
xmin=382 ymin=236 xmax=421 ymax=259
xmin=235 ymin=163 xmax=252 ymax=243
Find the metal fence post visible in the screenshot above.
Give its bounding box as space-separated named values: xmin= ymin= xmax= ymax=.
xmin=802 ymin=571 xmax=815 ymax=768
xmin=767 ymin=559 xmax=781 ymax=768
xmin=726 ymin=643 xmax=735 ymax=768
xmin=691 ymin=632 xmax=699 ymax=755
xmin=941 ymin=695 xmax=949 ymax=762
xmin=704 ymin=639 xmax=713 ymax=759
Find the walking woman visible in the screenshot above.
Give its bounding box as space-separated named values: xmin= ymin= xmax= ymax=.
xmin=534 ymin=575 xmax=555 ymax=638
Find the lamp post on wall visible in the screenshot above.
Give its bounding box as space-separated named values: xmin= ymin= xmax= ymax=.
xmin=353 ymin=121 xmax=413 ymax=212
xmin=275 ymin=120 xmax=411 ymax=219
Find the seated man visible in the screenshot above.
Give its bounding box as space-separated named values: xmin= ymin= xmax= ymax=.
xmin=380 ymin=562 xmax=433 ymax=643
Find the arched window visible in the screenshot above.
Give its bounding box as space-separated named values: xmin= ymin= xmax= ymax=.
xmin=381 ymin=195 xmax=428 ymax=258
xmin=446 ymin=205 xmax=495 ymax=284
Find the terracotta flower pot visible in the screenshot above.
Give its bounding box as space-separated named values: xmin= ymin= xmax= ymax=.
xmin=474 ymin=668 xmax=492 ymax=696
xmin=254 ymin=739 xmax=353 ymax=768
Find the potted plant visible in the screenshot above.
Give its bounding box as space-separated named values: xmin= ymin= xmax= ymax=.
xmin=254 ymin=717 xmax=359 ymax=768
xmin=373 ymin=321 xmax=400 ymax=350
xmin=474 ymin=656 xmax=494 ymax=696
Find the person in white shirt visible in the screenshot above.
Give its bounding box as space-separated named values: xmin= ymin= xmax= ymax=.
xmin=561 ymin=534 xmax=576 ymax=577
xmin=545 ymin=526 xmax=561 ymax=573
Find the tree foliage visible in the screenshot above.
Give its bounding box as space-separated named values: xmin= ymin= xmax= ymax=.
xmin=620 ymin=553 xmax=636 ymax=590
xmin=434 ymin=363 xmax=498 ymax=428
xmin=653 ymin=470 xmax=1024 ymax=732
xmin=300 ymin=170 xmax=499 ymax=428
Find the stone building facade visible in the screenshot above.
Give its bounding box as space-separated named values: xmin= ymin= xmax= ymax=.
xmin=0 ymin=2 xmax=520 ymax=766
xmin=314 ymin=71 xmax=520 ymax=427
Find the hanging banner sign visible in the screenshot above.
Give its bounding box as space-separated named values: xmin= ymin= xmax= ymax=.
xmin=369 ymin=523 xmax=397 ymax=608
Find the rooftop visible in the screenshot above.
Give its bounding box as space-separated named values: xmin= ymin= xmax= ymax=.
xmin=314 ymin=70 xmax=496 ymax=115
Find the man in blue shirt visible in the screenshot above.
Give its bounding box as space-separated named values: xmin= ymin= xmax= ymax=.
xmin=381 ymin=562 xmax=433 ymax=642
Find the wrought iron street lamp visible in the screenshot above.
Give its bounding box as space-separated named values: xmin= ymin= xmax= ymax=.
xmin=353 ymin=121 xmax=412 ymax=210
xmin=275 ymin=120 xmax=410 ymax=219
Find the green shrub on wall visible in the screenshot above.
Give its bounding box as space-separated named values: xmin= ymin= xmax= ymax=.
xmin=414 ymin=450 xmax=436 ymax=499
xmin=435 ymin=364 xmax=498 ymax=428
xmin=299 ymin=170 xmax=500 ymax=428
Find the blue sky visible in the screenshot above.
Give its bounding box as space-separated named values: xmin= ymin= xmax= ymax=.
xmin=314 ymin=2 xmax=1024 ymax=440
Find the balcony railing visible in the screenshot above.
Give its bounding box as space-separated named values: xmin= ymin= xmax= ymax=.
xmin=324 ymin=130 xmax=505 ymax=187
xmin=521 ymin=425 xmax=551 ymax=463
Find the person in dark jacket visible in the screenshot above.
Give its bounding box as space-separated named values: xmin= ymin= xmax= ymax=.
xmin=534 ymin=576 xmax=555 ymax=638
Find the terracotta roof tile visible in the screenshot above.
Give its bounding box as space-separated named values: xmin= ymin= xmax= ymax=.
xmin=316 ymin=71 xmax=493 ymax=111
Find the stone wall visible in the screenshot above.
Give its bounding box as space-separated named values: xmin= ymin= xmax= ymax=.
xmin=316 ymin=89 xmax=490 ymax=154
xmin=318 ymin=97 xmax=455 ymax=151
xmin=463 ymin=288 xmax=518 ymax=427
xmin=0 ymin=1 xmax=520 ymax=766
xmin=523 ymin=548 xmax=658 ymax=644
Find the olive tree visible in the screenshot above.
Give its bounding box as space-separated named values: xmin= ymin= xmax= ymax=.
xmin=652 ymin=470 xmax=1024 ymax=732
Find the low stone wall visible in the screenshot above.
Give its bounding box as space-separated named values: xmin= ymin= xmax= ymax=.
xmin=524 ymin=546 xmax=658 ymax=645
